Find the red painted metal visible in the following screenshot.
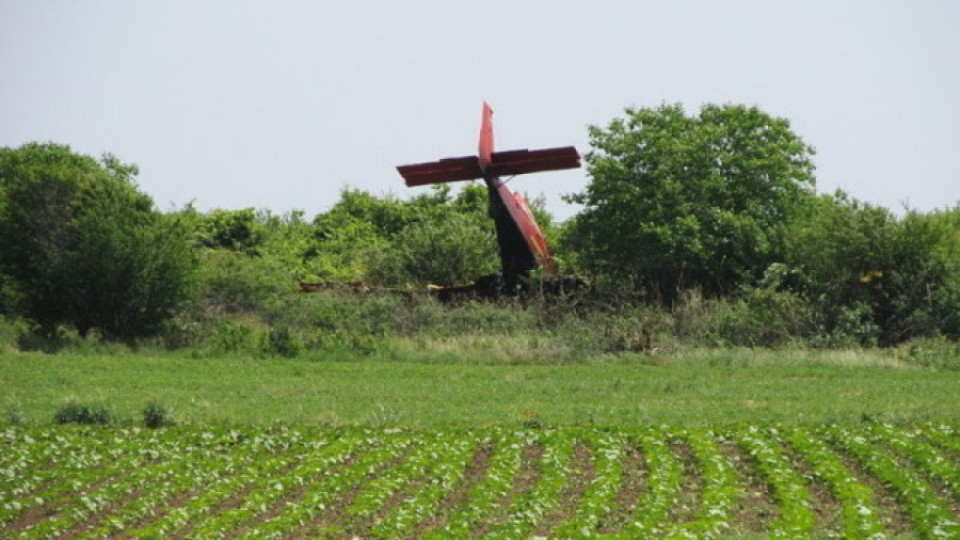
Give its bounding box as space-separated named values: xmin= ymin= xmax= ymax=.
xmin=479 ymin=101 xmax=495 ymax=170
xmin=396 ymin=146 xmax=580 ymax=187
xmin=397 ymin=156 xmax=483 ymax=187
xmin=487 ymin=147 xmax=580 ymax=177
xmin=493 ymin=180 xmax=557 ymax=274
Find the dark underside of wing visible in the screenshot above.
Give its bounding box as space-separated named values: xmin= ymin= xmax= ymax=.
xmin=397 ymin=146 xmax=579 ymax=187
xmin=486 ymin=147 xmax=580 ymax=178
xmin=397 ymin=156 xmax=483 ymax=187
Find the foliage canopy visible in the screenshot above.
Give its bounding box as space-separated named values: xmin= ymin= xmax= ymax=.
xmin=565 ymin=103 xmax=817 ymax=302
xmin=0 ymin=143 xmax=198 ymax=339
xmin=786 ymin=193 xmax=960 ymax=345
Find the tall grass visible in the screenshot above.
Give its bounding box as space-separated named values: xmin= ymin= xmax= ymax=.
xmin=4 ymin=284 xmax=955 ymax=362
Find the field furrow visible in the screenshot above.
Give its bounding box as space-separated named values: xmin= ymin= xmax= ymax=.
xmin=826 ymin=425 xmax=960 ymax=538
xmin=2 ymin=424 xmax=958 ymax=538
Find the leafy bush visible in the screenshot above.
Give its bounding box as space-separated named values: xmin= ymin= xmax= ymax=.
xmin=0 ymin=316 xmax=29 ymax=353
xmin=883 ymin=209 xmax=960 ymax=342
xmin=559 ymin=308 xmax=668 ymax=356
xmin=155 ymin=311 xmax=206 ymax=350
xmin=4 ymin=402 xmax=24 ymax=425
xmin=815 ymin=302 xmax=882 ymax=348
xmin=706 ymin=286 xmax=816 ymax=348
xmin=199 ymin=249 xmax=292 ymax=313
xmin=264 ymin=326 xmax=302 ymax=357
xmin=671 ymin=288 xmax=723 ymax=344
xmin=142 ymin=400 xmax=177 ymax=428
xmin=441 ymin=300 xmax=535 ymax=336
xmin=787 ymin=195 xmax=960 ymax=345
xmin=306 ymin=186 xmax=458 ymax=283
xmin=13 ymin=322 xmax=130 ymax=354
xmin=207 ymin=320 xmax=259 ymax=354
xmin=194 ymin=208 xmax=266 ymax=252
xmin=304 ymin=184 xmax=534 ymax=288
xmin=0 ymin=143 xmax=198 ymax=339
xmin=365 ymin=210 xmax=498 ymax=288
xmin=307 ymin=292 xmax=404 ymax=337
xmin=898 ymin=336 xmax=960 ymax=371
xmin=54 ymin=400 xmax=115 ymax=425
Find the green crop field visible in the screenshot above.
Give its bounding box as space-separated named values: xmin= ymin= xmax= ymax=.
xmin=2 ymin=350 xmax=960 ymax=537
xmin=2 ymin=423 xmax=960 ymax=538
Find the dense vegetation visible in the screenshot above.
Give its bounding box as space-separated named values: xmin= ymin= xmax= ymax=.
xmin=0 ymin=144 xmax=197 ymax=340
xmin=2 ymin=103 xmax=959 ymax=356
xmin=565 ymin=103 xmax=817 ymax=302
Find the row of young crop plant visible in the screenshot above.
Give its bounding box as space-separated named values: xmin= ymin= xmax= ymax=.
xmin=1 ymin=427 xmax=315 ymax=538
xmin=824 ymin=425 xmax=960 ymax=538
xmin=2 ymin=424 xmax=959 ymax=538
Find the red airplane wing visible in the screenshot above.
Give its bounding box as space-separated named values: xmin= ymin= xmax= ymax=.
xmin=487 ymin=146 xmax=580 ymax=177
xmin=397 ymin=147 xmax=579 ymax=187
xmin=396 ymin=156 xmax=483 ymax=187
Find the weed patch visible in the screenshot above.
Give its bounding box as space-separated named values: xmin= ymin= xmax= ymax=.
xmin=54 ymin=400 xmax=116 ymax=425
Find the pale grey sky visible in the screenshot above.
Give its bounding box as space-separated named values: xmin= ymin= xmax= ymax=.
xmin=2 ymin=1 xmax=957 ymax=221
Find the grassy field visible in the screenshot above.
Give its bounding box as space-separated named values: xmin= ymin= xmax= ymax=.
xmin=3 ymin=347 xmax=960 ymax=537
xmin=3 ymin=347 xmax=958 ymax=428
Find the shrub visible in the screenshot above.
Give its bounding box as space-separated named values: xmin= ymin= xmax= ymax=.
xmin=566 ymin=310 xmax=665 ymax=355
xmin=207 ymin=321 xmax=259 ymax=354
xmin=564 ymin=103 xmax=816 ymax=302
xmin=54 ymin=400 xmax=115 ymax=425
xmin=708 ymin=286 xmax=816 ymax=348
xmin=441 ymin=300 xmax=535 ymax=337
xmin=264 ymin=326 xmax=302 ymax=357
xmin=195 ymin=208 xmax=266 ymax=252
xmin=787 ymin=195 xmax=960 ymax=345
xmin=142 ymin=400 xmax=177 ymax=428
xmin=898 ymin=336 xmax=960 ymax=371
xmin=5 ymin=402 xmax=24 ymax=425
xmin=815 ymin=302 xmax=882 ymax=348
xmin=365 ymin=212 xmax=498 ymax=288
xmin=0 ymin=316 xmax=29 ymax=353
xmin=199 ymin=249 xmax=292 ymax=313
xmin=671 ymin=288 xmax=722 ymax=343
xmin=0 ymin=144 xmax=198 ymax=339
xmin=882 ymin=210 xmax=960 ymax=342
xmin=155 ymin=311 xmax=206 ymax=350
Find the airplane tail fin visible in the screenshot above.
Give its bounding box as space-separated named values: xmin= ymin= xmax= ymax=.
xmin=479 ymin=101 xmax=494 ymax=170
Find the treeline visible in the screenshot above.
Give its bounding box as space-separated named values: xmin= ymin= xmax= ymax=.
xmin=1 ymin=103 xmax=959 ymax=357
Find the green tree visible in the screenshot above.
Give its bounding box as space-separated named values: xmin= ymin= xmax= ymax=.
xmin=564 ymin=103 xmax=816 ymax=302
xmin=0 ymin=143 xmax=198 ymax=339
xmin=787 ymin=193 xmax=960 ymax=345
xmin=194 ymin=208 xmax=266 ymax=253
xmin=256 ymin=209 xmax=317 ymax=281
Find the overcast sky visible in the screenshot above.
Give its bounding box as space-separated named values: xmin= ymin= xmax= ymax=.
xmin=2 ymin=1 xmax=957 ymax=221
